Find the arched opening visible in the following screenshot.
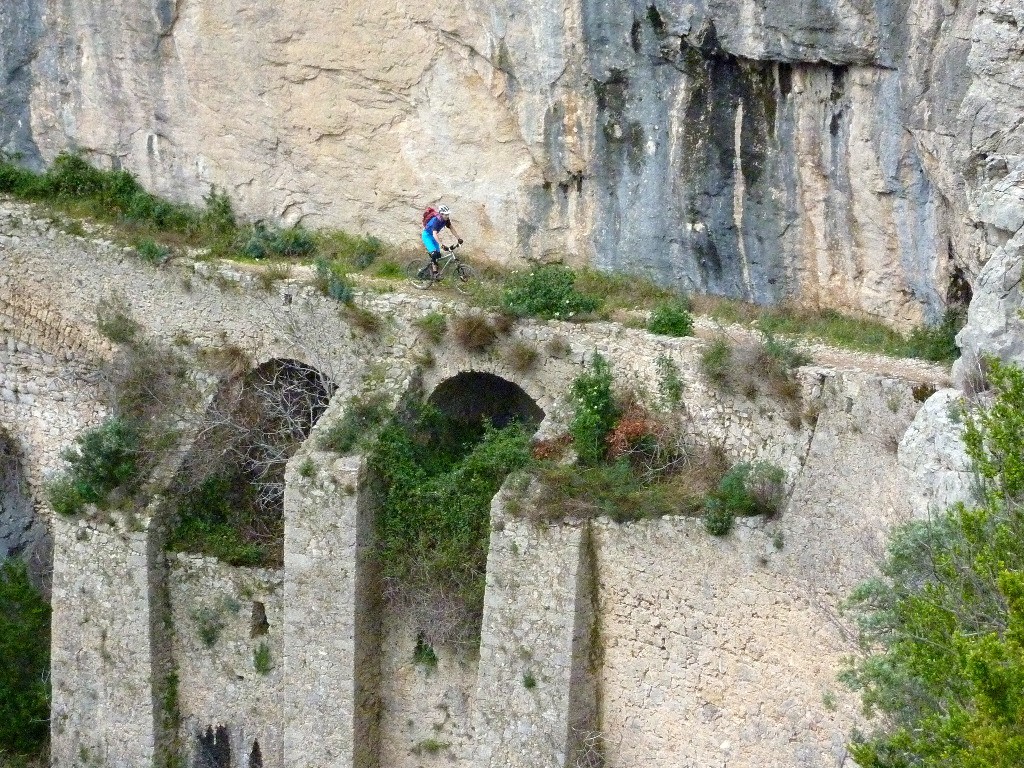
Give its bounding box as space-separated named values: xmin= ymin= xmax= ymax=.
xmin=169 ymin=359 xmax=335 ymax=567
xmin=194 ymin=725 xmax=231 ymax=768
xmin=427 ymin=372 xmax=544 ymax=432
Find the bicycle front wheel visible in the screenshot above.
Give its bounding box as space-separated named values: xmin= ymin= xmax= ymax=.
xmin=405 ymin=259 xmax=433 ymax=290
xmin=453 ymin=263 xmax=475 ymax=294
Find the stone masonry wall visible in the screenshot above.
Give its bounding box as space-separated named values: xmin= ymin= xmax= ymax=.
xmin=0 ymin=200 xmax=958 ymax=768
xmin=169 ymin=554 xmax=284 ymax=768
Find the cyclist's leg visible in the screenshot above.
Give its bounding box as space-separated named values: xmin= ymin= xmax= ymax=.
xmin=421 ymin=230 xmax=441 ymax=276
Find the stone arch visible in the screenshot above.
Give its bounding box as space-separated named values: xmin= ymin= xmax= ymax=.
xmin=427 ymin=371 xmax=544 ymax=432
xmin=170 ymin=357 xmax=335 ymax=566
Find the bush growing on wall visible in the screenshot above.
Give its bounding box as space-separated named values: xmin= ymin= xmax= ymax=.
xmin=569 ymin=354 xmax=618 ymax=466
xmin=0 ymin=560 xmax=51 ymax=762
xmin=502 ymin=265 xmax=602 ymax=320
xmin=47 ymin=417 xmax=143 ymax=516
xmin=369 ymin=404 xmax=532 ymax=645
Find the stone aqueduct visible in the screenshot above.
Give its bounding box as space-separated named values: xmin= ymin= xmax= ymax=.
xmin=0 ymin=206 xmax=957 ymax=768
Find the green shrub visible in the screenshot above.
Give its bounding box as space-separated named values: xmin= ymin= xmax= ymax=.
xmin=298 ymin=458 xmax=316 ymax=478
xmin=319 ymin=394 xmax=391 ymax=454
xmin=523 ymin=672 xmax=537 ymax=689
xmin=48 ymin=417 xmax=142 ymax=515
xmin=569 ymin=355 xmax=618 ymax=465
xmin=168 ymin=473 xmax=265 ymax=566
xmin=700 ymin=338 xmax=732 ymax=387
xmin=0 ymin=561 xmax=51 ymax=760
xmin=702 ymin=462 xmax=786 ymax=535
xmin=314 ymin=258 xmax=354 ymax=303
xmin=648 ymin=299 xmax=694 ymax=337
xmin=502 ymin=265 xmax=602 ymax=320
xmin=415 ymin=312 xmax=448 ymax=344
xmin=370 ymin=406 xmax=532 ymax=643
xmin=761 ymin=331 xmax=811 ymax=373
xmin=136 ymin=238 xmax=170 ymax=265
xmin=253 ymin=643 xmax=272 ymax=675
xmin=841 ymin=360 xmax=1024 ymax=766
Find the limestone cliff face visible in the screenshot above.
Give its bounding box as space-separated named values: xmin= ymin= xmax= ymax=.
xmin=2 ymin=0 xmax=1021 ymax=326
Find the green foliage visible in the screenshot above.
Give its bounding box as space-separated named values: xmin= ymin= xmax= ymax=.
xmin=168 ymin=473 xmax=265 ymax=566
xmin=238 ymin=223 xmax=316 ymax=260
xmin=413 ymin=634 xmax=438 ymax=669
xmin=193 ymin=605 xmax=226 ymax=647
xmin=415 ymin=312 xmax=448 ymax=344
xmin=760 ymin=330 xmax=811 ymax=374
xmin=136 ymin=238 xmax=170 ymax=265
xmin=48 ymin=417 xmax=142 ymax=516
xmin=700 ymin=338 xmax=732 ymax=386
xmin=647 ymin=299 xmax=694 ymax=337
xmin=0 ymin=561 xmax=51 ymax=759
xmin=319 ymin=394 xmax=391 ymax=455
xmin=96 ymin=293 xmax=141 ymax=344
xmin=702 ymin=462 xmax=786 ymax=536
xmin=253 ymin=643 xmax=272 ymax=675
xmin=502 ymin=265 xmax=602 ymax=320
xmin=569 ymin=355 xmax=618 ymax=465
xmin=369 ymin=406 xmax=532 ymax=640
xmin=842 ymin=359 xmax=1024 ymax=766
xmin=313 ymin=258 xmax=354 ymax=303
xmin=523 ymin=672 xmax=537 ymax=689
xmin=318 ymin=230 xmax=388 ymax=270
xmin=656 ymin=354 xmax=684 ymax=408
xmin=298 ymin=458 xmax=316 ymax=478
xmin=412 ymin=739 xmax=450 ymax=756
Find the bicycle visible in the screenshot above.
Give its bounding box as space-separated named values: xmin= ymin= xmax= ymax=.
xmin=405 ymin=243 xmax=475 ymax=294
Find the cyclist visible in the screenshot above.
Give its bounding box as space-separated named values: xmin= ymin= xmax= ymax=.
xmin=422 ymin=205 xmax=463 ymax=277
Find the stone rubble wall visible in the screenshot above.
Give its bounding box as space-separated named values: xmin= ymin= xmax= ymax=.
xmin=0 ymin=201 xmax=964 ymax=768
xmin=49 ymin=514 xmax=162 ymax=768
xmin=168 ymin=555 xmax=284 ymax=768
xmin=472 ymin=488 xmax=596 ymax=768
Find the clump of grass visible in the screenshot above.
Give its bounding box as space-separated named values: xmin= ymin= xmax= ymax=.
xmin=254 ymin=643 xmax=272 ymax=675
xmin=574 ymin=267 xmax=674 ymax=312
xmin=415 ymin=312 xmax=448 ymax=344
xmin=656 ymin=354 xmax=684 ymax=408
xmin=545 ymin=335 xmax=572 ymax=359
xmin=523 ymin=672 xmax=537 ymax=689
xmin=702 ymin=462 xmax=786 ymax=536
xmin=96 ymin=292 xmax=141 ymax=345
xmin=647 ymin=299 xmax=694 ymax=337
xmin=700 ymin=338 xmax=732 ymax=387
xmin=319 ymin=394 xmax=392 ymax=454
xmin=504 ymin=341 xmax=539 ymax=372
xmin=502 ymin=265 xmax=602 ymax=320
xmin=298 ymin=458 xmax=316 ymax=478
xmin=136 ymin=238 xmax=170 ymax=265
xmin=412 ymin=739 xmax=450 ymax=756
xmin=343 ymin=304 xmax=383 ymax=334
xmin=317 ymin=230 xmax=387 ymax=269
xmin=314 ymin=257 xmax=354 ymax=303
xmin=255 ymin=263 xmax=291 ymax=291
xmin=413 ymin=633 xmax=438 ymax=669
xmin=452 ymin=313 xmax=498 ymax=352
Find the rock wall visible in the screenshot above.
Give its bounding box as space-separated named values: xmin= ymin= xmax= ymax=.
xmin=5 ymin=0 xmax=1020 ymax=324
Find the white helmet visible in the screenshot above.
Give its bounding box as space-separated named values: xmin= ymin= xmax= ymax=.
xmin=438 ymin=205 xmax=451 ymax=216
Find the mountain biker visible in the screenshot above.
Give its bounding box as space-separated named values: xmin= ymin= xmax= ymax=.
xmin=422 ymin=205 xmax=463 ymax=277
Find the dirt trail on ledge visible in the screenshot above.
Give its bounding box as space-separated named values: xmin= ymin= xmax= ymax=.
xmin=0 ymin=197 xmax=954 ymax=389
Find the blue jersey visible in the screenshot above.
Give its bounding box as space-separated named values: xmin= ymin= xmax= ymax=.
xmin=424 ymin=215 xmax=449 ymax=235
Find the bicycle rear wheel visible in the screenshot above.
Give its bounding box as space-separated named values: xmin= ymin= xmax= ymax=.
xmin=453 ymin=263 xmax=475 ymax=294
xmin=405 ymin=259 xmax=433 ymax=289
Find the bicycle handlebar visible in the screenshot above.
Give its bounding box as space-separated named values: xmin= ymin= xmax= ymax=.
xmin=441 ymin=242 xmax=461 ymax=253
